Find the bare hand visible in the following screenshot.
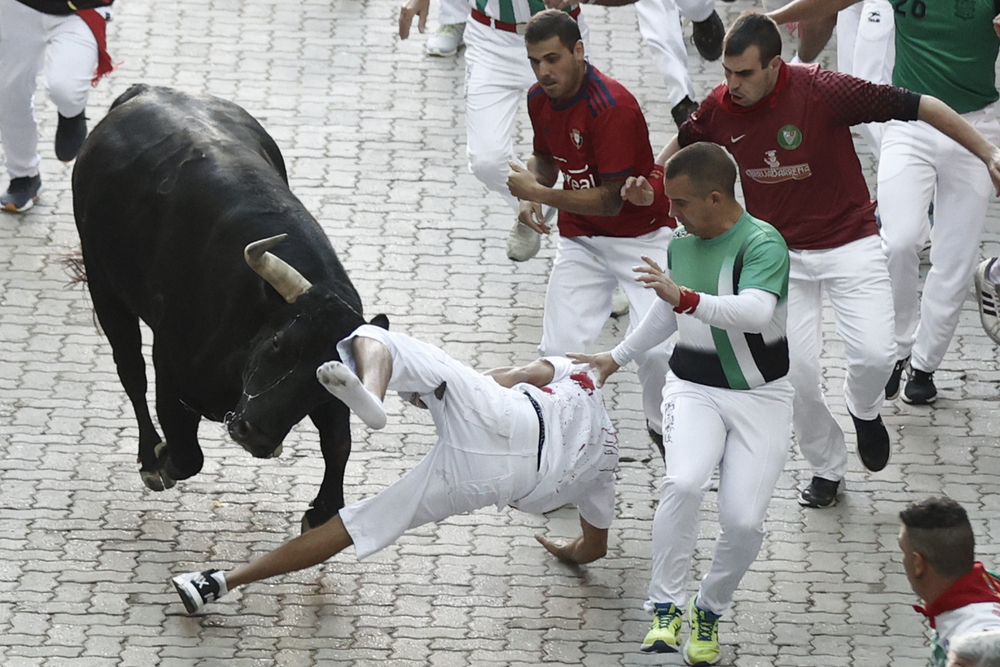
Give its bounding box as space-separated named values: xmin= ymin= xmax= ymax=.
xmin=621 ymin=175 xmax=654 ymax=207
xmin=633 ymin=255 xmax=681 ymax=306
xmin=507 ymin=162 xmax=543 ymax=200
xmin=399 ymin=0 xmax=429 ymax=39
xmin=535 ymin=534 xmax=586 ymax=564
xmin=566 ymin=351 xmax=619 ymax=387
xmin=518 ymin=199 xmax=551 ymax=234
xmin=994 ymin=14 xmax=1000 ymax=38
xmin=988 ymin=146 xmax=1000 ymax=196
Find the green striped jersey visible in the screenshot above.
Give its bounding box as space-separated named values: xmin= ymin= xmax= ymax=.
xmin=668 ymin=212 xmax=789 ymax=390
xmin=474 ymin=0 xmax=557 ymax=23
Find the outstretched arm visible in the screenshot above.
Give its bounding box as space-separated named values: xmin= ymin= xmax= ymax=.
xmin=767 ymin=0 xmax=857 ymax=24
xmin=918 ymin=95 xmax=1000 ymax=195
xmin=484 ymin=359 xmax=556 ymax=389
xmin=535 ymin=516 xmax=608 ymax=565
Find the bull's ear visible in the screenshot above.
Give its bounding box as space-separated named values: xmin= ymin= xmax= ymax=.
xmin=370 ymin=314 xmax=389 ymax=330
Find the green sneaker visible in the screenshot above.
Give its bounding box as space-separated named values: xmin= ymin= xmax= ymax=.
xmin=684 ymin=596 xmax=721 ymax=665
xmin=641 ymin=602 xmax=682 ymax=653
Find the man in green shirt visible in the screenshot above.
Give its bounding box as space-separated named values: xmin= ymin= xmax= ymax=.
xmin=571 ymin=142 xmax=794 ymax=666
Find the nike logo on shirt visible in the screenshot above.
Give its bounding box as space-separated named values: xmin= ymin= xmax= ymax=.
xmin=731 ymin=134 xmax=746 ymax=143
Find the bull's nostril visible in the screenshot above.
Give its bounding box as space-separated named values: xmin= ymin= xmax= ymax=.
xmin=230 ymin=419 xmax=252 ymax=440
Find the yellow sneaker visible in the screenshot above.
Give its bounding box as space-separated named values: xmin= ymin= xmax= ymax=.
xmin=684 ymin=596 xmax=721 ymax=665
xmin=640 ymin=602 xmax=682 ymax=653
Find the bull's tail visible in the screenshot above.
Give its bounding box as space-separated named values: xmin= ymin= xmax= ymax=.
xmin=63 ymin=250 xmax=87 ymax=286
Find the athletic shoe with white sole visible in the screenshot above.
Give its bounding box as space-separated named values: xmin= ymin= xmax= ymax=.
xmin=425 ymin=23 xmax=464 ymax=56
xmin=641 ymin=602 xmax=682 ymax=653
xmin=903 ymin=368 xmax=937 ymax=405
xmin=885 ymin=356 xmax=909 ymax=401
xmin=974 ymin=258 xmax=1000 ymax=345
xmin=172 ymin=569 xmax=228 ymax=614
xmin=1 ymin=175 xmax=42 ymax=213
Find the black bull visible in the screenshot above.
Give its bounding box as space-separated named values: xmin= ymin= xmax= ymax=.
xmin=73 ymin=84 xmax=382 ymax=530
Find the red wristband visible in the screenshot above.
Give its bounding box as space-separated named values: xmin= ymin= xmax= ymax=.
xmin=673 ymin=287 xmax=700 ymax=314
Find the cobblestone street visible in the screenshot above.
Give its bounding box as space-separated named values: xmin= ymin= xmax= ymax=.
xmin=1 ymin=0 xmax=999 ymax=664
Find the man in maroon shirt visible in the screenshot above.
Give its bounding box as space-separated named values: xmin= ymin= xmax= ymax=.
xmin=506 ymin=9 xmax=675 ymax=447
xmin=625 ymin=13 xmax=1000 ymax=508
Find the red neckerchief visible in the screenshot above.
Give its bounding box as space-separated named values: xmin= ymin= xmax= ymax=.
xmin=718 ymin=61 xmax=792 ymax=115
xmin=75 ymin=7 xmax=115 ymax=85
xmin=914 ymin=562 xmax=1000 ymax=628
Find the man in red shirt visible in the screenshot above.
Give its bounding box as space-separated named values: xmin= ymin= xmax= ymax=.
xmin=506 ymin=9 xmax=674 ymax=446
xmin=626 ymin=13 xmax=1000 ymax=508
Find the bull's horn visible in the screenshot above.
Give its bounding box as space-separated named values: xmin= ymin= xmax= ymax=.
xmin=244 ymin=234 xmax=313 ymax=303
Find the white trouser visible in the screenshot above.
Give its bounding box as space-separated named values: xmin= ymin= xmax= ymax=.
xmin=438 ymin=0 xmax=468 ymax=26
xmin=646 ymin=375 xmax=793 ymax=616
xmin=0 ymin=0 xmax=102 ymax=178
xmin=540 ymin=227 xmax=673 ymax=432
xmin=835 ymin=0 xmax=894 ymax=157
xmin=877 ymin=106 xmax=1000 ymax=373
xmin=464 ymin=16 xmax=590 ymax=214
xmin=336 ymin=328 xmax=539 ymax=559
xmin=786 ymin=235 xmax=895 ymax=482
xmin=635 ymin=0 xmax=713 ymax=110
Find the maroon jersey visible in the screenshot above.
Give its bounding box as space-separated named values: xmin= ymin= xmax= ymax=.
xmin=679 ymin=63 xmax=920 ymax=250
xmin=528 ymin=64 xmax=673 ymax=238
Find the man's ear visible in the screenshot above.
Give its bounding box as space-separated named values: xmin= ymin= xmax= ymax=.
xmin=574 ymin=39 xmax=585 ymax=60
xmin=911 ymin=550 xmax=929 ymax=578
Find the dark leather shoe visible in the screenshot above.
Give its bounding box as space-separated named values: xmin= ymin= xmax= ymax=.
xmin=692 ymin=11 xmax=725 ymax=61
xmin=798 ymin=476 xmax=840 ymax=508
xmin=851 ymin=411 xmax=890 ymax=472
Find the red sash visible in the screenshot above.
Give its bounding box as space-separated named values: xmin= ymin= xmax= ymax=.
xmin=75 ymin=8 xmax=114 ymax=84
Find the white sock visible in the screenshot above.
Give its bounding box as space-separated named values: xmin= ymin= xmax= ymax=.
xmin=316 ymin=361 xmax=387 ymax=429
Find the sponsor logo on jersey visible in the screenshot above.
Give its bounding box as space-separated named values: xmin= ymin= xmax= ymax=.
xmin=745 ymin=150 xmax=812 ymax=184
xmin=954 ymin=0 xmax=975 ymax=20
xmin=730 ymin=134 xmax=747 ymax=143
xmin=570 ymin=128 xmax=583 ymax=149
xmin=866 ymin=9 xmax=881 ymax=22
xmin=777 ymin=125 xmax=803 ymax=150
xmin=565 ymin=165 xmax=596 ymax=190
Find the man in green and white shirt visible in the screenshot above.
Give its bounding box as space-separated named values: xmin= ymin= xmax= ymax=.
xmin=572 ymin=142 xmax=794 ymax=665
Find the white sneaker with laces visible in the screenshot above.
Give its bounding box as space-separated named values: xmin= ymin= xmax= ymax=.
xmin=172 ymin=569 xmax=228 ymax=614
xmin=425 ymin=23 xmax=465 ymax=57
xmin=974 ymin=257 xmax=1000 ymax=344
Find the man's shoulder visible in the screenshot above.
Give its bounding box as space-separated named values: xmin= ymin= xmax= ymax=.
xmin=585 ymin=67 xmax=641 ymax=114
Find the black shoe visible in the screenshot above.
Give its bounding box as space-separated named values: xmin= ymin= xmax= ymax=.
xmin=671 ymin=96 xmax=699 ymax=128
xmin=691 ymin=10 xmax=724 ymax=61
xmin=885 ymin=356 xmax=909 ymax=401
xmin=1 ymin=175 xmax=42 ymax=213
xmin=648 ymin=422 xmax=665 ymax=459
xmin=850 ymin=411 xmax=890 ymax=472
xmin=55 ymin=112 xmax=87 ymax=162
xmin=798 ymin=476 xmax=840 ymax=508
xmin=902 ymin=368 xmax=937 ymax=405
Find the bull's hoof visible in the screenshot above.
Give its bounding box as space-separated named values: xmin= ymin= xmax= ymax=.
xmin=140 ymin=441 xmax=177 ymax=491
xmin=301 ymin=503 xmax=335 ymax=534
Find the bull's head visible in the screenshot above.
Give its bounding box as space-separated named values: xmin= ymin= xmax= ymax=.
xmin=227 ymin=235 xmax=372 ymax=457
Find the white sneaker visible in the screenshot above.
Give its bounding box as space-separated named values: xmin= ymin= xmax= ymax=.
xmin=974 ymin=257 xmax=1000 ymax=344
xmin=611 ymin=286 xmax=629 ymax=317
xmin=506 ymin=220 xmax=541 ymax=262
xmin=426 ymin=23 xmax=465 ymax=57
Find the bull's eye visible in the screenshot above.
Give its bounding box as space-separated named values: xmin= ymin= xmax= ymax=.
xmin=271 ymin=334 xmax=281 ymax=351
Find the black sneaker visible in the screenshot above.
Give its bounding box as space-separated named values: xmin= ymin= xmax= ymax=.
xmin=1 ymin=175 xmax=42 ymax=213
xmin=691 ymin=10 xmax=725 ymax=61
xmin=884 ymin=356 xmax=909 ymax=401
xmin=850 ymin=411 xmax=890 ymax=472
xmin=172 ymin=569 xmax=228 ymax=614
xmin=902 ymin=369 xmax=937 ymax=405
xmin=55 ymin=112 xmax=87 ymax=162
xmin=798 ymin=476 xmax=840 ymax=508
xmin=671 ymin=96 xmax=699 ymax=128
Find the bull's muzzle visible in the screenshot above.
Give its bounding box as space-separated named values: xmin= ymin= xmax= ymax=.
xmin=228 ymin=418 xmax=283 ymax=459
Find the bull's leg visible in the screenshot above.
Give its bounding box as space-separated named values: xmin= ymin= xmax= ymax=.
xmin=303 ymin=401 xmax=352 ymax=532
xmin=88 ymin=283 xmax=165 ymax=489
xmin=152 ymin=340 xmax=204 ymax=487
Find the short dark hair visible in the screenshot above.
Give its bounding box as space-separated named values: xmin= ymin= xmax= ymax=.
xmin=723 ymin=12 xmax=781 ymax=66
xmin=900 ymin=496 xmax=975 ymax=579
xmin=664 ymin=142 xmax=737 ymax=199
xmin=525 ymin=9 xmax=581 ymax=51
